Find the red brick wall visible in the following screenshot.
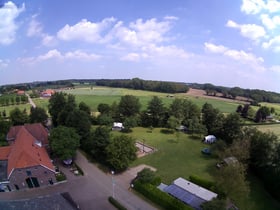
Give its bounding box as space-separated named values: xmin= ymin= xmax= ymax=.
xmin=8 ymin=165 xmax=56 ymax=191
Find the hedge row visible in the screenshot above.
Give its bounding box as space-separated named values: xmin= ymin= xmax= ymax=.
xmin=133 ymin=181 xmax=193 ymax=210
xmin=189 ymin=175 xmax=215 ymax=191
xmin=108 ymin=196 xmax=127 ymax=210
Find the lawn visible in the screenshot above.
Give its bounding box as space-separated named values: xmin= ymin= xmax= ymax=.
xmin=124 ymin=127 xmax=217 ymax=184
xmin=0 ymin=104 xmax=31 ymax=117
xmin=255 ymin=124 xmax=280 ymax=136
xmin=62 ymin=86 xmax=240 ymax=113
xmin=121 ymin=127 xmax=280 ymax=210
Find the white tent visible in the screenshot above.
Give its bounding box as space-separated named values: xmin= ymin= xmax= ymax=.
xmin=204 ymin=135 xmax=216 ymax=144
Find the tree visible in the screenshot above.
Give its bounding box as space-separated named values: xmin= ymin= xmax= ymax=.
xmin=167 ymin=115 xmax=180 ymax=131
xmin=29 ymin=107 xmax=48 ymax=124
xmin=98 ymin=103 xmax=111 ymax=114
xmin=10 ymin=107 xmax=29 ymax=125
xmin=49 ymin=126 xmax=80 ymax=160
xmin=202 ymin=103 xmax=224 ymax=136
xmin=220 ymin=113 xmax=242 ymax=144
xmin=48 ymin=92 xmax=67 ymax=126
xmin=57 ymin=94 xmax=77 ymax=125
xmin=215 ymin=163 xmax=250 ymax=208
xmin=136 ymin=168 xmax=160 ymax=185
xmin=65 ymin=109 xmax=91 ymax=141
xmin=255 ymin=106 xmax=270 ymax=122
xmin=106 ymin=135 xmax=137 ymax=171
xmin=118 ymin=95 xmax=141 ymax=117
xmin=146 ymin=96 xmax=165 ymax=127
xmin=79 ymin=101 xmax=91 ymax=115
xmin=91 ymin=126 xmax=111 ymax=161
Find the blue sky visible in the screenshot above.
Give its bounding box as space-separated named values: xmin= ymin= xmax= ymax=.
xmin=0 ymin=0 xmax=280 ymax=92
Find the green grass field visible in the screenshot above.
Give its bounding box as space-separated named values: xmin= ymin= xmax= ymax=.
xmin=62 ymin=86 xmax=240 ymax=113
xmin=127 ymin=127 xmax=216 ymax=183
xmin=0 ymin=104 xmax=31 ymax=117
xmin=255 ymin=124 xmax=280 ymax=136
xmin=123 ymin=127 xmax=280 ymax=210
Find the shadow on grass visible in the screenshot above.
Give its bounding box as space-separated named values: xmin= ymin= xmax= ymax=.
xmin=160 ymin=129 xmax=174 ymax=134
xmin=188 ymin=135 xmax=203 ymax=141
xmin=167 ymin=139 xmax=178 ymax=144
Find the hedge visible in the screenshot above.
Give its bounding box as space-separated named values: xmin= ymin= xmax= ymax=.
xmin=189 ymin=175 xmax=215 ymax=191
xmin=133 ymin=181 xmax=193 ymax=210
xmin=108 ymin=196 xmax=127 ymax=210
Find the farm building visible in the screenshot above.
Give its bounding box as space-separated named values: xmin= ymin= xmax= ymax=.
xmin=112 ymin=122 xmax=124 ymax=131
xmin=0 ymin=123 xmax=56 ymax=192
xmin=203 ymin=135 xmax=216 ymax=144
xmin=163 ymin=177 xmax=217 ymax=209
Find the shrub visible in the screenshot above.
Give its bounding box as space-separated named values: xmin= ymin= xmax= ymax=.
xmin=56 ymin=172 xmax=66 ymax=182
xmin=189 ymin=175 xmax=215 ymax=191
xmin=108 ymin=196 xmax=127 ymax=210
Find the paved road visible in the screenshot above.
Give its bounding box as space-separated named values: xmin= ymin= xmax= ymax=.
xmin=25 ymin=93 xmax=36 ymax=108
xmin=0 ymin=151 xmax=157 ymax=210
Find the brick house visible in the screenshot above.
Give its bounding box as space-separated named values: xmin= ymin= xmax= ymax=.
xmin=0 ymin=123 xmax=56 ymax=191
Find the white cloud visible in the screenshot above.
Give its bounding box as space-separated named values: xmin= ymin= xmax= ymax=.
xmin=262 ymin=35 xmax=280 ymax=51
xmin=241 ymin=0 xmax=280 ymax=14
xmin=204 ymin=42 xmax=227 ymax=53
xmin=164 ymin=16 xmax=179 ymax=21
xmin=19 ymin=49 xmax=101 ymax=64
xmin=0 ymin=59 xmax=9 ymax=68
xmin=204 ymin=42 xmax=265 ymax=71
xmin=226 ymin=20 xmax=266 ymax=41
xmin=121 ymin=53 xmax=141 ymax=61
xmin=57 ymin=17 xmax=116 ymax=43
xmin=261 ymin=14 xmax=280 ymax=30
xmin=112 ymin=18 xmax=172 ymax=47
xmin=27 ymin=15 xmax=43 ymax=37
xmin=241 ymin=0 xmax=265 ymax=14
xmin=27 ymin=15 xmax=56 ymax=47
xmin=0 ymin=1 xmax=25 ymax=45
xmin=270 ymin=65 xmax=280 ymax=73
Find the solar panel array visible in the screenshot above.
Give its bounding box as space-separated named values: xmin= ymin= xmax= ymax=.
xmin=164 ymin=184 xmax=205 ymax=210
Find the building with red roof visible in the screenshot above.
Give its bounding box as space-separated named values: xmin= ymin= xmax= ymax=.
xmin=0 ymin=124 xmax=56 ymax=191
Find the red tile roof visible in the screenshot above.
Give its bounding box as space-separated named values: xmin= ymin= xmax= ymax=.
xmin=0 ymin=146 xmax=11 ymax=160
xmin=5 ymin=125 xmax=55 ymax=178
xmin=7 ymin=123 xmax=49 ymax=146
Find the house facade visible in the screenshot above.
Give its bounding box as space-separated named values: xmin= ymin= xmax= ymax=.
xmin=0 ymin=123 xmax=56 ymax=192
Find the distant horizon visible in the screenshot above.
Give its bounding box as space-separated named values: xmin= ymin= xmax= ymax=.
xmin=1 ymin=77 xmax=279 ymax=94
xmin=1 ymin=1 xmax=279 ymax=93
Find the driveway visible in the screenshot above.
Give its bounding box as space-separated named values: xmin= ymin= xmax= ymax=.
xmin=0 ymin=151 xmax=157 ymax=210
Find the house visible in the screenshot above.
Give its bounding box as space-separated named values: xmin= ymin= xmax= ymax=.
xmin=163 ymin=177 xmax=217 ymax=209
xmin=41 ymin=89 xmax=55 ymax=97
xmin=0 ymin=123 xmax=56 ymax=191
xmin=16 ymin=90 xmax=25 ymax=95
xmin=203 ymin=135 xmax=216 ymax=144
xmin=112 ymin=122 xmax=124 ymax=131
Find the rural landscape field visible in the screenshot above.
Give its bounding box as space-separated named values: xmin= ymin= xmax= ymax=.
xmin=2 ymin=85 xmax=280 ymax=209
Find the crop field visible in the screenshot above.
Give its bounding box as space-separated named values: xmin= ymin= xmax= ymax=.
xmin=62 ymin=86 xmax=240 ymax=113
xmin=255 ymin=124 xmax=280 ymax=136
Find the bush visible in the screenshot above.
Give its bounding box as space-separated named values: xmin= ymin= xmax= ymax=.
xmin=108 ymin=196 xmax=127 ymax=210
xmin=133 ymin=181 xmax=192 ymax=210
xmin=56 ymin=172 xmax=66 ymax=182
xmin=189 ymin=175 xmax=215 ymax=191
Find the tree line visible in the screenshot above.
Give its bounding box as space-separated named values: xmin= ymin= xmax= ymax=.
xmin=189 ymin=83 xmax=280 ymax=103
xmin=96 ymin=78 xmax=189 ymax=93
xmin=0 ymin=94 xmax=28 ymax=107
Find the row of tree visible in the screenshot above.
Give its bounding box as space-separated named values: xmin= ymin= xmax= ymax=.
xmin=96 ymin=78 xmax=189 ymax=93
xmin=189 ymin=83 xmax=280 ymax=103
xmin=0 ymin=94 xmax=28 ymax=107
xmin=236 ymin=104 xmax=276 ymax=122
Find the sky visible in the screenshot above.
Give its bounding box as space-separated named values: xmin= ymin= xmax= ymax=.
xmin=0 ymin=0 xmax=280 ymax=92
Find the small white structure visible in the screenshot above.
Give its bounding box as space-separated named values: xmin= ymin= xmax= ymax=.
xmin=112 ymin=122 xmax=124 ymax=131
xmin=204 ymin=135 xmax=216 ymax=144
xmin=164 ymin=177 xmax=217 ymax=209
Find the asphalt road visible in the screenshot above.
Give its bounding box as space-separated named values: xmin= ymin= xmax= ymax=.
xmin=0 ymin=151 xmax=157 ymax=210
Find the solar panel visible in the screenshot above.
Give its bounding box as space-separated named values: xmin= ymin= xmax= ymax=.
xmin=164 ymin=184 xmax=205 ymax=210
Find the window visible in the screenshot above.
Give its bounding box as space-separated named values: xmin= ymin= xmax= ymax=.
xmin=26 ymin=170 xmax=32 ymax=176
